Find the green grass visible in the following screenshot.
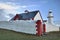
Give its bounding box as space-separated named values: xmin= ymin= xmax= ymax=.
xmin=0 ymin=28 xmax=60 ymax=40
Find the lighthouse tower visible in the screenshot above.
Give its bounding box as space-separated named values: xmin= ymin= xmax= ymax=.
xmin=47 ymin=10 xmax=54 ymax=24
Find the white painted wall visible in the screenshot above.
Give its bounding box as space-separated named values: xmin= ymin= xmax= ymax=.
xmin=34 ymin=12 xmax=42 ymax=22
xmin=45 ymin=22 xmax=59 ymax=32
xmin=0 ymin=20 xmax=59 ymax=34
xmin=0 ymin=20 xmax=37 ymax=34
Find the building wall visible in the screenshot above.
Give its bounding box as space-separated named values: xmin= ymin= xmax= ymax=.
xmin=0 ymin=20 xmax=43 ymax=36
xmin=45 ymin=22 xmax=59 ymax=32
xmin=34 ymin=12 xmax=42 ymax=21
xmin=0 ymin=20 xmax=36 ymax=34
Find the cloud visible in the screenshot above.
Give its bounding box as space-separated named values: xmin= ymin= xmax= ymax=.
xmin=0 ymin=9 xmax=10 ymax=21
xmin=0 ymin=3 xmax=16 ymax=10
xmin=0 ymin=2 xmax=17 ymax=21
xmin=0 ymin=2 xmax=28 ymax=21
xmin=0 ymin=2 xmax=18 ymax=14
xmin=0 ymin=2 xmax=28 ymax=14
xmin=0 ymin=2 xmax=38 ymax=14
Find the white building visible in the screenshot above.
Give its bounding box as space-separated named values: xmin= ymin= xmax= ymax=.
xmin=44 ymin=9 xmax=60 ymax=32
xmin=0 ymin=10 xmax=60 ymax=36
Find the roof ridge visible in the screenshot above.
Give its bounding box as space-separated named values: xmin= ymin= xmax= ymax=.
xmin=17 ymin=10 xmax=39 ymax=14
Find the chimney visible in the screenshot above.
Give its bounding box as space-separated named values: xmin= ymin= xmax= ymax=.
xmin=25 ymin=10 xmax=29 ymax=13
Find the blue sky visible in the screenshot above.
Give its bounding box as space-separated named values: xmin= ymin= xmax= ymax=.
xmin=0 ymin=0 xmax=60 ymax=21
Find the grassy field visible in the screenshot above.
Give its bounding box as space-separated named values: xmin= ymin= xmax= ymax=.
xmin=0 ymin=29 xmax=60 ymax=40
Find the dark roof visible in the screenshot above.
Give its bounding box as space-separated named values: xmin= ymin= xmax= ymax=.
xmin=11 ymin=10 xmax=39 ymax=20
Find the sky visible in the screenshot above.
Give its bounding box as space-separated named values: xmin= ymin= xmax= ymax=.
xmin=0 ymin=0 xmax=60 ymax=21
